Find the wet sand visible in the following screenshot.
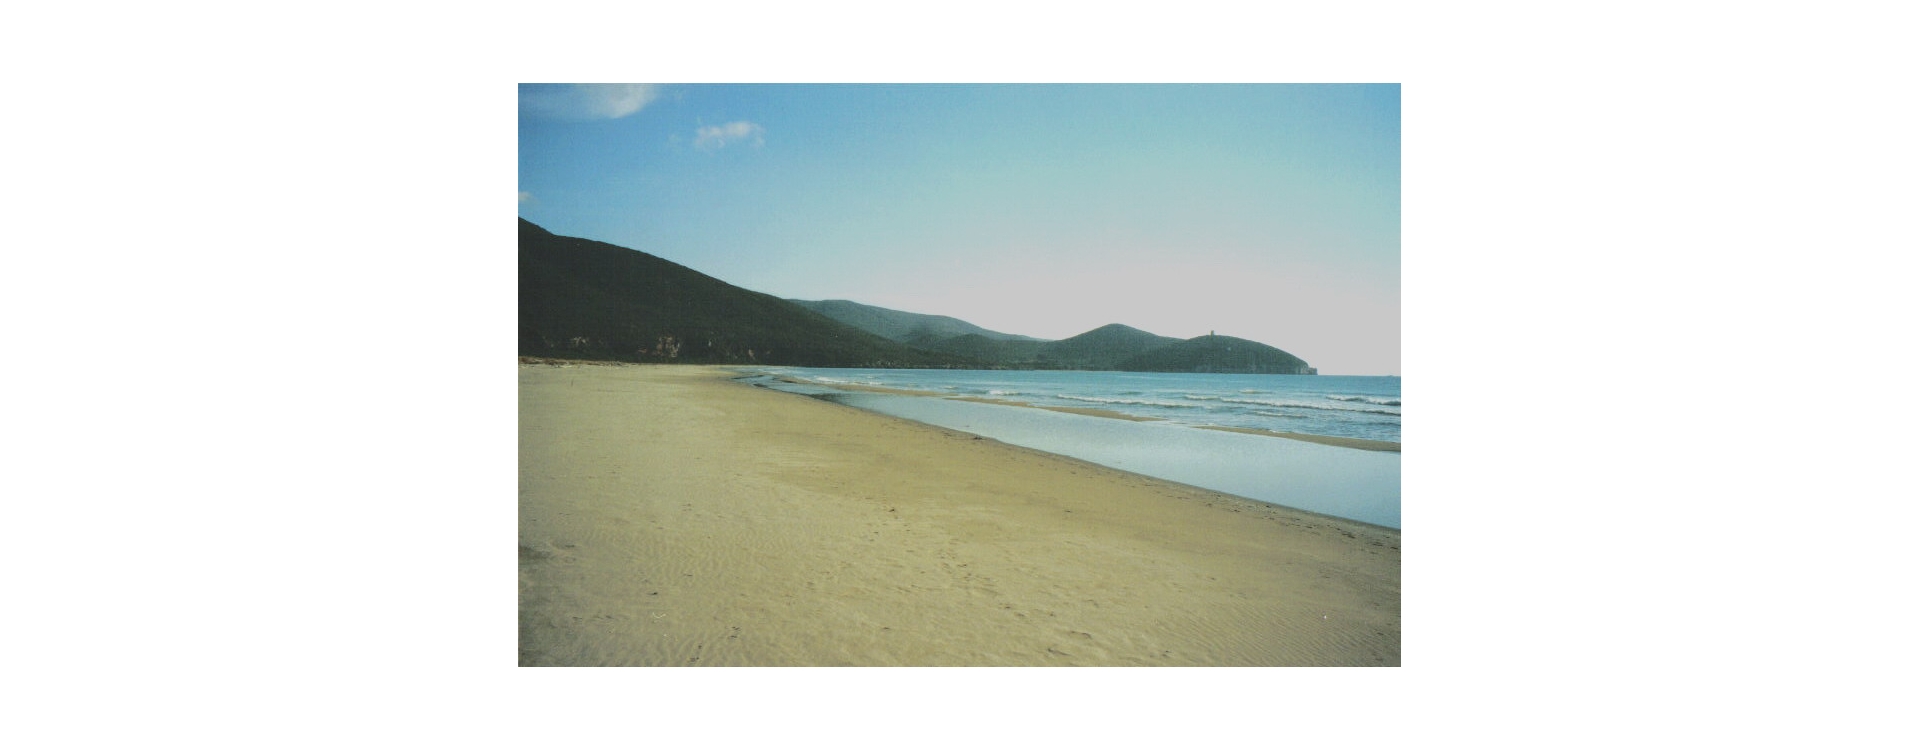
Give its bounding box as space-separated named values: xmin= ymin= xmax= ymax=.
xmin=1195 ymin=425 xmax=1402 ymax=452
xmin=519 ymin=362 xmax=1399 ymax=666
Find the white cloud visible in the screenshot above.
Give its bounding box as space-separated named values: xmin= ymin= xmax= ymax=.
xmin=520 ymin=84 xmax=661 ymax=120
xmin=694 ymin=121 xmax=765 ymax=151
xmin=517 ymin=191 xmax=533 ymax=204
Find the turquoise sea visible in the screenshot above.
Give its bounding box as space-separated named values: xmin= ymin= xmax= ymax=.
xmin=755 ymin=368 xmax=1399 ymax=444
xmin=741 ymin=368 xmax=1402 ymax=528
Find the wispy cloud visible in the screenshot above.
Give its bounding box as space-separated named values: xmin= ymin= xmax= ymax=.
xmin=694 ymin=121 xmax=765 ymax=151
xmin=520 ymin=84 xmax=661 ymax=120
xmin=518 ymin=191 xmax=534 ymax=204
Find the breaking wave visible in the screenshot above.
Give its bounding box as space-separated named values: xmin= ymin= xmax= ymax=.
xmin=1328 ymin=394 xmax=1401 ymax=406
xmin=1220 ymin=396 xmax=1400 ymax=416
xmin=764 ymin=367 xmax=1399 ymax=444
xmin=810 ymin=376 xmax=886 ymax=387
xmin=1054 ymin=394 xmax=1205 ymax=409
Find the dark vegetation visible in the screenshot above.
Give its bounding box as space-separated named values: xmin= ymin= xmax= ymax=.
xmin=1115 ymin=334 xmax=1313 ymax=374
xmin=520 ymin=219 xmax=1315 ymax=373
xmin=907 ymin=333 xmax=1047 ymax=366
xmin=1031 ymin=323 xmax=1186 ymax=370
xmin=904 ymin=325 xmax=1314 ymax=373
xmin=519 ymin=219 xmax=977 ymax=367
xmin=788 ymin=299 xmax=1042 ymax=344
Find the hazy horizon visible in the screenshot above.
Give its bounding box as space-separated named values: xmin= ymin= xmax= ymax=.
xmin=519 ymin=84 xmax=1400 ymax=375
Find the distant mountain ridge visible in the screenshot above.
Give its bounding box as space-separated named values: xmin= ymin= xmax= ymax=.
xmin=1032 ymin=323 xmax=1184 ymax=370
xmin=787 ymin=299 xmax=1043 ymax=344
xmin=815 ymin=306 xmax=1317 ymax=374
xmin=519 ymin=220 xmax=1315 ymax=374
xmin=1116 ymin=334 xmax=1311 ymax=374
xmin=519 ymin=219 xmax=976 ymax=367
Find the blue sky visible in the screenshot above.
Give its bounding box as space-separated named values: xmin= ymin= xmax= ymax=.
xmin=519 ymin=84 xmax=1399 ymax=375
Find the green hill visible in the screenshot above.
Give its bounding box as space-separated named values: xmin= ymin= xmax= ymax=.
xmin=1032 ymin=324 xmax=1186 ymax=370
xmin=518 ymin=220 xmax=1318 ymax=373
xmin=1115 ymin=334 xmax=1316 ymax=375
xmin=519 ymin=219 xmax=974 ymax=367
xmin=788 ymin=299 xmax=1041 ymax=344
xmin=912 ymin=333 xmax=1049 ymax=366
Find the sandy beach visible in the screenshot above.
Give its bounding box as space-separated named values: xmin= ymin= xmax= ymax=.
xmin=519 ymin=362 xmax=1399 ymax=666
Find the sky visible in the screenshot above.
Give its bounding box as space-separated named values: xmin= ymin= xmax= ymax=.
xmin=519 ymin=84 xmax=1399 ymax=375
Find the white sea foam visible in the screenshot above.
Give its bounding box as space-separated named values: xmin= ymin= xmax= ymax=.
xmin=769 ymin=367 xmax=1399 ymax=444
xmin=1328 ymin=394 xmax=1401 ymax=406
xmin=1053 ymin=394 xmax=1203 ymax=409
xmin=813 ymin=376 xmax=886 ymax=387
xmin=1220 ymin=396 xmax=1400 ymax=416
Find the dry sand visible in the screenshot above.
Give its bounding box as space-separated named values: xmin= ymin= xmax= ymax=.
xmin=519 ymin=363 xmax=1400 ymax=666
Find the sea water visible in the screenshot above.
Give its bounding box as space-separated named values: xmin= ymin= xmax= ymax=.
xmin=758 ymin=368 xmax=1399 ymax=444
xmin=739 ymin=368 xmax=1402 ymax=529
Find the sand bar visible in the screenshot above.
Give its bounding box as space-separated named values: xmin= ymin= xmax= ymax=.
xmin=520 ymin=362 xmax=1399 ymax=666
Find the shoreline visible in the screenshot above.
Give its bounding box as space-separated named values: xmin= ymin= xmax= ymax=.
xmin=755 ymin=367 xmax=1401 ymax=452
xmin=520 ymin=362 xmax=1399 ymax=666
xmin=1195 ymin=425 xmax=1401 ymax=452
